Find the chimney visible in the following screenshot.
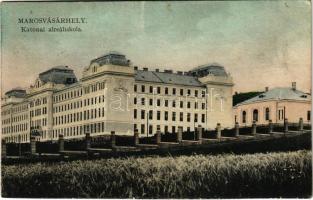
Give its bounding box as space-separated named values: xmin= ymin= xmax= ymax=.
xmin=292 ymin=82 xmax=296 ymax=90
xmin=143 ymin=67 xmax=148 ymax=71
xmin=265 ymin=87 xmax=269 ymax=92
xmin=155 ymin=69 xmax=159 ymax=72
xmin=134 ymin=66 xmax=138 ymax=70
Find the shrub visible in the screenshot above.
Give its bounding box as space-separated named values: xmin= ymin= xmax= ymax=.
xmin=2 ymin=150 xmax=311 ymax=198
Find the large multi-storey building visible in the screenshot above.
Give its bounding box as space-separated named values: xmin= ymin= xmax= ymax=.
xmin=1 ymin=52 xmax=234 ymax=143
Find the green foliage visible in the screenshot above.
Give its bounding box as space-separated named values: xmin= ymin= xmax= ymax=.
xmin=2 ymin=150 xmax=311 ymax=198
xmin=233 ymin=91 xmax=263 ymax=106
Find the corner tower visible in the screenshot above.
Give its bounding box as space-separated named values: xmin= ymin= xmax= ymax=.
xmin=82 ymin=52 xmax=135 ymax=136
xmin=190 ymin=64 xmax=234 ymax=129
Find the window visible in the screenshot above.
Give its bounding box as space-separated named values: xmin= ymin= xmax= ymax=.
xmin=253 ymin=109 xmax=258 ymax=122
xmin=194 ymin=114 xmax=198 ymax=122
xmin=242 ymin=111 xmax=246 ymax=123
xmin=157 ymin=87 xmax=161 ymax=94
xmin=265 ymin=107 xmax=270 ymax=121
xmin=157 ymin=99 xmax=161 ymax=106
xmin=149 ymin=110 xmax=153 ymax=120
xmin=202 ymin=103 xmax=205 ymax=110
xmin=134 ymin=109 xmax=137 ymax=119
xmin=187 ymin=102 xmax=191 ymax=108
xmin=201 ymin=114 xmax=205 ymax=123
xmin=165 ymin=111 xmax=168 ymax=121
xmin=180 ymin=112 xmax=183 ymax=121
xmin=195 ymin=90 xmax=198 ymax=97
xmin=141 ymin=110 xmax=145 ymax=119
xmin=134 ymin=98 xmax=137 ymax=104
xmin=201 ymin=91 xmax=205 ymax=97
xmin=278 ymin=109 xmax=284 ymax=120
xmin=141 ymin=85 xmax=145 ymax=93
xmin=149 ymin=99 xmax=153 ymax=106
xmin=149 ymin=125 xmax=153 ymax=135
xmin=180 ymin=89 xmax=184 ymax=96
xmin=172 ymin=112 xmax=176 ymax=121
xmin=165 ymin=87 xmax=168 ymax=95
xmin=187 ymin=89 xmax=191 ymax=96
xmin=308 ymin=111 xmax=311 ymax=121
xmin=157 ymin=111 xmax=161 ymax=120
xmin=187 ymin=113 xmax=191 ymax=122
xmin=172 ymin=101 xmax=176 ymax=108
xmin=164 ymin=126 xmax=168 ymax=133
xmin=195 ymin=103 xmax=198 ymax=109
xmin=141 ymin=98 xmax=145 ymax=105
xmin=141 ymin=124 xmax=145 ymax=134
xmin=172 ymin=88 xmax=176 ymax=95
xmin=165 ymin=100 xmax=168 ymax=107
xmin=172 ymin=126 xmax=176 ymax=134
xmin=149 ymin=86 xmax=153 ymax=93
xmin=134 ymin=85 xmax=137 ymax=92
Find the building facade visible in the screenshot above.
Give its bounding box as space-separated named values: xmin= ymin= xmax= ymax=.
xmin=233 ymin=83 xmax=311 ymax=126
xmin=1 ymin=52 xmax=234 ymax=143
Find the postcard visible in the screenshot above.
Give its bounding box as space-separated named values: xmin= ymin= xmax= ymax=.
xmin=1 ymin=1 xmax=311 ymax=198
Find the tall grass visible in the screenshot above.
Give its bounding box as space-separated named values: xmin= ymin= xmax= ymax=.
xmin=2 ymin=150 xmax=311 ymax=198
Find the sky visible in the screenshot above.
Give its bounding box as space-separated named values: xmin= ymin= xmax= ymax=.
xmin=1 ymin=1 xmax=311 ymax=95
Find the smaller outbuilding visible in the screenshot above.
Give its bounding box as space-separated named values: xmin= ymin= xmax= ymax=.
xmin=233 ymin=82 xmax=311 ymax=126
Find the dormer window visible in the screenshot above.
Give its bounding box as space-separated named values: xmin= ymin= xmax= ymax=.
xmin=301 ymin=95 xmax=307 ymax=98
xmin=258 ymin=94 xmax=265 ymax=98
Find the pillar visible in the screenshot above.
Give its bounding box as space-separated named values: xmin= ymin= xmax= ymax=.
xmin=134 ymin=129 xmax=139 ymax=146
xmin=284 ymin=118 xmax=288 ymax=133
xmin=268 ymin=120 xmax=273 ymax=135
xmin=252 ymin=121 xmax=257 ymax=135
xmin=235 ymin=122 xmax=239 ymax=137
xmin=1 ymin=139 xmax=6 ymax=159
xmin=298 ymin=118 xmax=304 ymax=132
xmin=58 ymin=134 xmax=64 ymax=152
xmin=30 ymin=136 xmax=36 ymax=155
xmin=110 ymin=131 xmax=116 ymax=148
xmin=85 ymin=133 xmax=91 ymax=150
xmin=196 ymin=125 xmax=202 ymax=144
xmin=156 ymin=128 xmax=161 ymax=145
xmin=216 ymin=123 xmax=221 ymax=140
xmin=177 ymin=127 xmax=183 ymax=143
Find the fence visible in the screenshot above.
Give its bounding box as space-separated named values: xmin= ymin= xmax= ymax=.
xmin=2 ymin=117 xmax=311 ymax=158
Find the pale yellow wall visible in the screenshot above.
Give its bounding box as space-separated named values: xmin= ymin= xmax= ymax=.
xmin=279 ymin=101 xmax=311 ymax=123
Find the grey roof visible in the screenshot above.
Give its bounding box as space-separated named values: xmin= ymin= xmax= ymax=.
xmin=39 ymin=66 xmax=77 ymax=85
xmin=236 ymin=87 xmax=311 ymax=106
xmin=189 ymin=64 xmax=228 ymax=77
xmin=5 ymin=88 xmax=26 ymax=98
xmin=90 ymin=52 xmax=130 ymax=66
xmin=135 ymin=70 xmax=204 ymax=87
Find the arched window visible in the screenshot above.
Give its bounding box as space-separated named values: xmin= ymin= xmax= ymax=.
xmin=265 ymin=108 xmax=270 ymax=121
xmin=253 ymin=109 xmax=258 ymax=122
xmin=242 ymin=111 xmax=246 ymax=123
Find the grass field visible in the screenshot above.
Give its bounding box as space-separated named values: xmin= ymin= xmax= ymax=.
xmin=2 ymin=150 xmax=311 ymax=198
